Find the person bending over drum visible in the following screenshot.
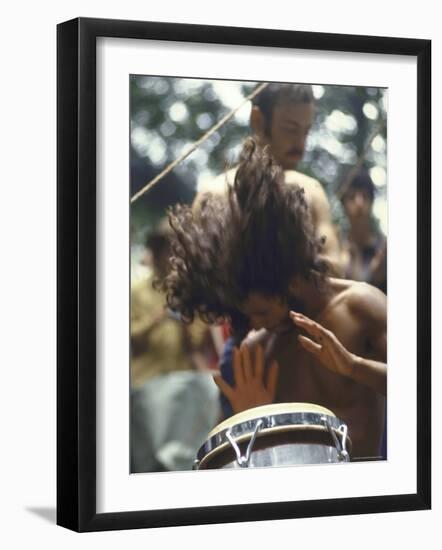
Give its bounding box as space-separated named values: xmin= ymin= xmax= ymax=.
xmin=161 ymin=138 xmax=387 ymax=461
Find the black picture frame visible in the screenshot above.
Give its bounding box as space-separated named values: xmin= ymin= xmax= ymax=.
xmin=57 ymin=17 xmax=431 ymax=532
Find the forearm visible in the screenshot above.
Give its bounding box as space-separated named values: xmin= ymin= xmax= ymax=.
xmin=349 ymin=354 xmax=387 ymax=396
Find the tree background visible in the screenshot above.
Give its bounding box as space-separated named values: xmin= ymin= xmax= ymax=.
xmin=130 ymin=76 xmax=387 ymax=245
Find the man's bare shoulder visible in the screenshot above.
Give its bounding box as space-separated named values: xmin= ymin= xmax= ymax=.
xmin=193 ymin=167 xmax=237 ymax=211
xmin=345 ymin=280 xmax=386 ymax=304
xmin=284 ymin=170 xmax=329 ymax=212
xmin=198 ymin=168 xmax=322 ymax=194
xmin=196 ymin=167 xmax=237 ymax=196
xmin=321 ymin=279 xmax=385 ymax=318
xmin=196 ymin=167 xmax=323 ymax=199
xmin=284 ymin=170 xmax=322 ymax=191
xmin=341 ymin=280 xmax=386 ymax=324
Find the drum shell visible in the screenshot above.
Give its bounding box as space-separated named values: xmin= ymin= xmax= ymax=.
xmin=195 ymin=405 xmax=351 ymax=470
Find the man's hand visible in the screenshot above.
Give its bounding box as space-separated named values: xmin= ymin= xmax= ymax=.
xmin=213 ymin=342 xmax=279 ymax=414
xmin=290 ymin=311 xmax=355 ymax=378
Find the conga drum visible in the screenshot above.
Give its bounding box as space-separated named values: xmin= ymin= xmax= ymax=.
xmin=194 ymin=403 xmax=351 ymax=469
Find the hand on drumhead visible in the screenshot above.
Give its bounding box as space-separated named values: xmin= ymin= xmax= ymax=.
xmin=290 ymin=311 xmax=355 ymax=378
xmin=213 ymin=343 xmax=279 ymax=414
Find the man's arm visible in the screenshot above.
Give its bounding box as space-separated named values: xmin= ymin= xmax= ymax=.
xmin=349 ymin=356 xmax=386 ymax=396
xmin=290 ymin=283 xmax=387 ymax=396
xmin=347 ymin=283 xmax=387 ymax=394
xmin=285 ymin=172 xmax=343 ymax=276
xmin=349 ymin=282 xmax=387 ymax=359
xmin=307 ymin=180 xmax=343 ymax=276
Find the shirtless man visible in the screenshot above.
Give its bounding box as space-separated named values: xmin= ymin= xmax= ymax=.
xmin=163 ymin=139 xmax=386 ymax=460
xmin=194 ymin=83 xmax=341 ymax=272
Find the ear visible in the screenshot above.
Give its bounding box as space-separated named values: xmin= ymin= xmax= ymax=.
xmin=250 ymin=106 xmax=266 ymax=140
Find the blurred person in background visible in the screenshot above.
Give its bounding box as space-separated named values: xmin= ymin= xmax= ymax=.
xmin=340 ymin=168 xmax=387 ymax=294
xmin=130 ymin=220 xmax=220 ymax=473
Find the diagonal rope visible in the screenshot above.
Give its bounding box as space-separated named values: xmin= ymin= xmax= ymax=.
xmin=130 ymin=82 xmax=269 ymax=204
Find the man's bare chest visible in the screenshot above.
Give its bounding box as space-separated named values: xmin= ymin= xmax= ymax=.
xmin=266 ymin=314 xmax=366 ymax=409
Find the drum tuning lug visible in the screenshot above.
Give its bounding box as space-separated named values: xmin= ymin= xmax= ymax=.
xmin=226 ymin=418 xmax=263 ymax=468
xmin=321 ymin=416 xmax=350 ymax=463
xmin=336 ymin=424 xmax=350 ymax=462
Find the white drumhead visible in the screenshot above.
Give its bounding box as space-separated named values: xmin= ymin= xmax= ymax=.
xmin=208 ymin=402 xmax=336 ymax=438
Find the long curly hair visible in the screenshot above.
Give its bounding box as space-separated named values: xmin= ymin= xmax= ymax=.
xmin=161 ymin=138 xmax=327 ymax=336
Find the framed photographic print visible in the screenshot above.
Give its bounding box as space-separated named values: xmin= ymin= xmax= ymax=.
xmin=57 ymin=17 xmax=431 ymax=532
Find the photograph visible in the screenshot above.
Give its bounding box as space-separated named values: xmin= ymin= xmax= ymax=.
xmin=56 ymin=17 xmax=430 ymax=531
xmin=1 ymin=0 xmax=438 ymax=545
xmin=129 ymin=76 xmax=388 ymax=474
